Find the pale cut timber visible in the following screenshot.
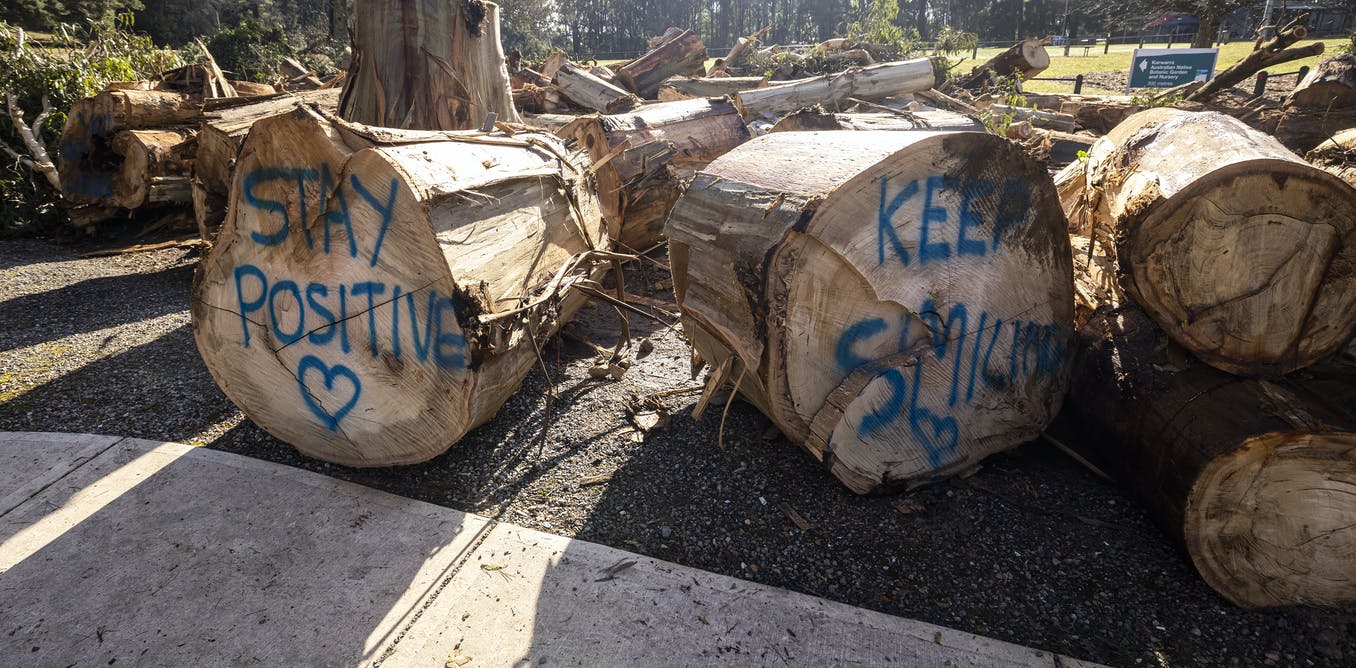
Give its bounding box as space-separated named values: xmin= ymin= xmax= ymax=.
xmin=734 ymin=58 xmax=936 ymax=120
xmin=666 ymin=131 xmax=1074 ymax=493
xmin=196 ymin=89 xmax=343 ymax=201
xmin=558 ymin=97 xmax=750 ymax=250
xmin=191 ymin=105 xmax=607 ymax=466
xmin=58 ymin=89 xmax=202 ymax=207
xmin=1305 ymin=127 xmax=1356 ymax=187
xmin=1063 ymin=235 xmax=1356 ymax=608
xmin=658 ymin=76 xmax=768 ymax=101
xmin=770 ymin=107 xmax=983 ymax=133
xmin=339 ymin=0 xmax=520 ymax=130
xmin=553 ymin=62 xmax=639 ymax=113
xmin=985 ymin=104 xmax=1076 ymax=132
xmin=518 ymin=113 xmax=578 ymax=133
xmin=1287 ymin=54 xmax=1356 ymax=109
xmin=1058 ymin=108 xmax=1356 ymax=376
xmin=109 ymin=129 xmax=193 ymax=209
xmin=616 ymin=29 xmax=707 ymax=98
xmin=955 ymin=39 xmax=1050 ymax=90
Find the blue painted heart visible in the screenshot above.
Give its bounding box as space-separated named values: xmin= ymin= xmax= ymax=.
xmin=296 ymin=355 xmax=362 ymax=431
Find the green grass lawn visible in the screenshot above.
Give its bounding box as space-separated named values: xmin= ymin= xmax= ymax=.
xmin=964 ymin=39 xmax=1330 ymax=95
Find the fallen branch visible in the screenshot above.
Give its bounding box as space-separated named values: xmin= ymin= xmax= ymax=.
xmin=2 ymin=91 xmax=61 ymax=190
xmin=1187 ymin=14 xmax=1321 ymax=102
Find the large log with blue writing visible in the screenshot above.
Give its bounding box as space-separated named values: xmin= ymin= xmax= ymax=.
xmin=1058 ymin=108 xmax=1356 ymax=377
xmin=1062 ymin=235 xmax=1356 ymax=608
xmin=191 ymin=105 xmax=607 ymax=466
xmin=339 ymin=0 xmax=520 ymax=131
xmin=666 ymin=130 xmax=1075 ymax=493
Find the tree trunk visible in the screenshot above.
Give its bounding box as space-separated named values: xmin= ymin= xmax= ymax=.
xmin=657 ymin=76 xmax=768 ymax=101
xmin=1286 ymin=55 xmax=1356 ymax=110
xmin=553 ymin=62 xmax=639 ymax=113
xmin=1186 ymin=17 xmax=1319 ymax=103
xmin=58 ymin=90 xmax=201 ymax=207
xmin=734 ymin=58 xmax=936 ymax=120
xmin=1018 ymin=93 xmax=1140 ymax=134
xmin=616 ymin=29 xmax=707 ymax=99
xmin=769 ymin=107 xmax=983 ymax=132
xmin=1058 ymin=108 xmax=1356 ymax=377
xmin=984 ymin=104 xmax=1076 ymax=132
xmin=1306 ymin=127 xmax=1356 ymax=188
xmin=339 ymin=0 xmax=520 ymax=130
xmin=1062 ymin=235 xmax=1356 ymax=608
xmin=1191 ymin=12 xmax=1221 ymax=49
xmin=954 ymin=39 xmax=1050 ymax=91
xmin=666 ymin=130 xmax=1074 ymax=493
xmin=557 ymin=97 xmax=750 ymax=251
xmin=191 ymin=105 xmax=607 ymax=467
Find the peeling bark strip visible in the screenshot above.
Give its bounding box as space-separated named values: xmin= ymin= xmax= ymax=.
xmin=1063 ymin=236 xmax=1356 ymax=608
xmin=1056 ymin=108 xmax=1356 ymax=377
xmin=191 ymin=105 xmax=606 ymax=466
xmin=339 ymin=0 xmax=520 ymax=130
xmin=665 ymin=131 xmax=1074 ymax=493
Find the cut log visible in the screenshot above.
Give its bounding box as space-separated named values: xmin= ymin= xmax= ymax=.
xmin=230 ymin=81 xmax=278 ymax=97
xmin=1057 ymin=108 xmax=1356 ymax=376
xmin=1306 ymin=127 xmax=1356 ymax=187
xmin=954 ymin=38 xmax=1050 ymax=91
xmin=1253 ymin=105 xmax=1356 ymax=154
xmin=1286 ymin=54 xmax=1356 ymax=109
xmin=985 ymin=104 xmax=1076 ymax=132
xmin=511 ymin=68 xmax=552 ymax=89
xmin=1062 ymin=235 xmax=1356 ymax=608
xmin=195 ymin=89 xmax=343 ymax=204
xmin=734 ymin=58 xmax=936 ymax=120
xmin=616 ymin=29 xmax=707 ymax=98
xmin=339 ymin=0 xmax=520 ymax=130
xmin=553 ymin=62 xmax=639 ymax=113
xmin=109 ymin=129 xmax=193 ymax=209
xmin=770 ymin=107 xmax=983 ymax=133
xmin=517 ymin=113 xmax=578 ymax=133
xmin=666 ymin=131 xmax=1074 ymax=493
xmin=657 ymin=76 xmax=768 ymax=101
xmin=1018 ymin=93 xmax=1140 ymax=134
xmin=191 ymin=105 xmax=608 ymax=466
xmin=58 ymin=89 xmax=202 ymax=207
xmin=558 ymin=97 xmax=750 ymax=250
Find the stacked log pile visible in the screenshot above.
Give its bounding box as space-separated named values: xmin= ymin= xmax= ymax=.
xmin=1055 ymin=107 xmax=1356 ymax=607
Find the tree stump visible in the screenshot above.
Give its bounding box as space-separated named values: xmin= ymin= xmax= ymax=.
xmin=1063 ymin=235 xmax=1356 ymax=608
xmin=339 ymin=0 xmax=520 ymax=130
xmin=1287 ymin=55 xmax=1356 ymax=109
xmin=666 ymin=131 xmax=1074 ymax=493
xmin=192 ymin=105 xmax=607 ymax=466
xmin=558 ymin=97 xmax=750 ymax=251
xmin=1058 ymin=108 xmax=1356 ymax=377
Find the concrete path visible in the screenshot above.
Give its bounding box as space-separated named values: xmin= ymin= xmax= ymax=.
xmin=0 ymin=432 xmax=1101 ymax=667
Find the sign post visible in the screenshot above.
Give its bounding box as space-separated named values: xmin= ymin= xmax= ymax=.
xmin=1128 ymin=48 xmax=1219 ymax=89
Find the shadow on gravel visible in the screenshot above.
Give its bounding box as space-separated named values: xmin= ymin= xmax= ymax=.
xmin=0 ymin=323 xmax=232 ymax=441
xmin=0 ymin=263 xmax=196 ymax=353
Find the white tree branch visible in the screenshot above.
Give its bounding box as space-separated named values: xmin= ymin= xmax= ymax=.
xmin=2 ymin=90 xmax=63 ymax=191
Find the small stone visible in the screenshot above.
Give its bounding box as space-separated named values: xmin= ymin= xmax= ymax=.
xmin=660 ymin=526 xmax=672 ymax=538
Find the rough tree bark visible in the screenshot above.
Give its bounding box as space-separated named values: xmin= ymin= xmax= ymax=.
xmin=1057 ymin=108 xmax=1356 ymax=377
xmin=339 ymin=0 xmax=520 ymax=130
xmin=191 ymin=105 xmax=607 ymax=466
xmin=1286 ymin=54 xmax=1356 ymax=109
xmin=616 ymin=29 xmax=707 ymax=99
xmin=1306 ymin=127 xmax=1356 ymax=187
xmin=666 ymin=130 xmax=1074 ymax=493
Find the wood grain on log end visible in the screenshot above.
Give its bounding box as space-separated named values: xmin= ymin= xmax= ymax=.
xmin=1185 ymin=432 xmax=1356 ymax=608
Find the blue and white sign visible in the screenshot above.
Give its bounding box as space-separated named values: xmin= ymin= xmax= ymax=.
xmin=1129 ymin=48 xmax=1219 ymax=88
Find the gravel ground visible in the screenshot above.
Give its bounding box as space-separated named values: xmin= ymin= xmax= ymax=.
xmin=2 ymin=234 xmax=1353 ymax=667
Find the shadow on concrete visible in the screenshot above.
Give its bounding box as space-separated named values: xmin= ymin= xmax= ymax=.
xmin=0 ymin=438 xmax=487 ymax=666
